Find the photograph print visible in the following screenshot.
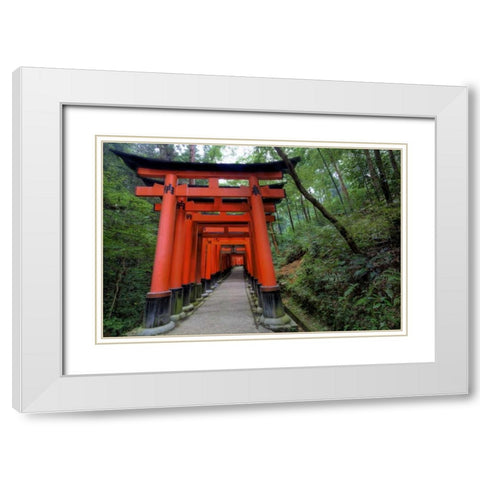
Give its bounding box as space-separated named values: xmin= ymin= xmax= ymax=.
xmin=102 ymin=141 xmax=403 ymax=338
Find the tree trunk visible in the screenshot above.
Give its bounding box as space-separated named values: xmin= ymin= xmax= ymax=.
xmin=284 ymin=195 xmax=295 ymax=231
xmin=294 ymin=199 xmax=301 ymax=221
xmin=364 ymin=149 xmax=383 ymax=202
xmin=300 ymin=195 xmax=311 ymax=222
xmin=388 ymin=150 xmax=400 ymax=178
xmin=373 ymin=150 xmax=392 ymax=204
xmin=277 ymin=220 xmax=284 ymax=235
xmin=269 ymin=223 xmax=280 ymax=255
xmin=353 ymin=149 xmax=376 ymax=204
xmin=318 ymin=149 xmax=347 ymax=214
xmin=328 ymin=151 xmax=352 ymax=209
xmin=363 ymin=176 xmax=376 ymax=204
xmin=275 ymin=219 xmax=283 ymax=235
xmin=108 ymin=258 xmax=127 ymax=319
xmin=275 ymin=147 xmax=362 ymax=254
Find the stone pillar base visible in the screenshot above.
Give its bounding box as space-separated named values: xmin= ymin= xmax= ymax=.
xmin=193 ymin=283 xmax=203 ymax=304
xmin=137 ymin=321 xmax=176 ymax=336
xmin=258 ymin=286 xmax=298 ymax=332
xmin=182 ymin=283 xmax=194 ymax=312
xmin=205 ymin=278 xmax=213 ymax=293
xmin=171 ymin=311 xmax=187 ymax=322
xmin=144 ymin=291 xmax=172 ymax=329
xmin=256 ymin=282 xmax=263 ymax=308
xmin=259 ymin=286 xmax=283 ymax=316
xmin=170 ymin=287 xmax=184 ymax=312
xmin=260 ymin=314 xmax=298 ymax=332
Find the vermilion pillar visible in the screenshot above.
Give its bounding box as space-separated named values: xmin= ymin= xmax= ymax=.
xmin=249 ymin=177 xmax=277 ymax=287
xmin=191 ymin=223 xmax=203 ymax=301
xmin=248 ymin=219 xmax=259 ymax=280
xmin=200 ymin=236 xmax=206 ymax=289
xmin=249 ymin=176 xmax=290 ymax=330
xmin=204 ymin=239 xmax=213 ymax=292
xmin=181 ymin=213 xmax=195 ymax=311
xmin=211 ymin=241 xmax=219 ymax=286
xmin=196 ymin=228 xmax=206 ymax=296
xmin=170 ymin=198 xmax=187 ymax=320
xmin=245 ymin=241 xmax=253 ymax=275
xmin=247 ymin=211 xmax=263 ymax=307
xmin=144 ymin=173 xmax=178 ymax=331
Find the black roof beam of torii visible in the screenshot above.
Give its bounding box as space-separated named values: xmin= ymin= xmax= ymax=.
xmin=110 ymin=148 xmax=300 ymax=175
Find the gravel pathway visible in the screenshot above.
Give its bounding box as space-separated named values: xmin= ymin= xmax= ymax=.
xmin=167 ymin=267 xmax=269 ymax=335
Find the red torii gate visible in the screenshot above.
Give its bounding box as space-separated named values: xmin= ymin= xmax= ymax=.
xmin=112 ymin=149 xmax=297 ymax=334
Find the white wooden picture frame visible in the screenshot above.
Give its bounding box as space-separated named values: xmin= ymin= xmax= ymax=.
xmin=12 ymin=67 xmax=468 ymax=412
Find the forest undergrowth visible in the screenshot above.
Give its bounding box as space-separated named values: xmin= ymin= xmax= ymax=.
xmin=275 ymin=205 xmax=401 ymax=332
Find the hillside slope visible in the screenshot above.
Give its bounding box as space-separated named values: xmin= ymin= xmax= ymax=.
xmin=274 ymin=205 xmax=401 ymax=332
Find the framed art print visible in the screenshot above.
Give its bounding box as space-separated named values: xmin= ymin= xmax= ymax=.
xmin=13 ymin=68 xmax=468 ymax=412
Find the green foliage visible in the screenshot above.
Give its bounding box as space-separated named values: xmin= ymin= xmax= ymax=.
xmin=277 ymin=205 xmax=401 ymax=331
xmin=102 ymin=144 xmax=159 ymax=336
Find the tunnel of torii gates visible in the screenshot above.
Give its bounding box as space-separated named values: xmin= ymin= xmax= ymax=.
xmin=112 ymin=149 xmax=299 ymax=334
